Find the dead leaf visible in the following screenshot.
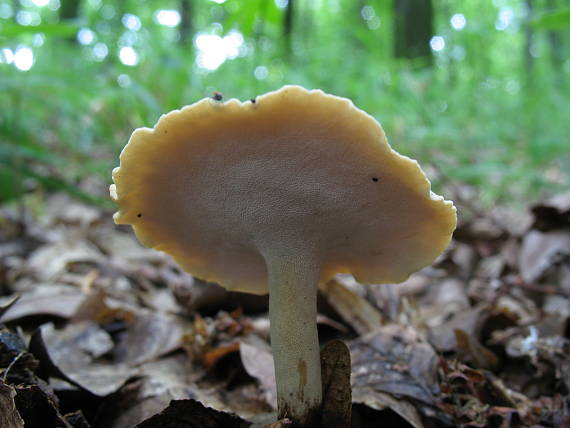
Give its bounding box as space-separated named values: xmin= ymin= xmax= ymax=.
xmin=93 ymin=230 xmax=167 ymax=264
xmin=134 ymin=399 xmax=251 ymax=428
xmin=531 ymin=190 xmax=570 ymax=231
xmin=450 ymin=242 xmax=479 ymax=277
xmin=0 ymin=285 xmax=86 ymax=322
xmin=14 ymin=384 xmax=73 ymax=428
xmin=43 ymin=194 xmax=101 ymax=228
xmin=454 ymin=329 xmax=498 ymax=370
xmin=116 ymin=312 xmax=187 ymax=366
xmin=203 ymin=342 xmax=241 ymax=368
xmin=319 ymin=276 xmax=383 ymax=335
xmin=43 ymin=322 xmax=114 ymax=362
xmin=428 ymin=306 xmax=483 ymax=352
xmin=438 ymin=359 xmax=531 ymax=427
xmin=27 ymin=240 xmax=105 ymax=281
xmin=350 ymin=324 xmax=439 ymax=428
xmin=140 ymin=288 xmax=182 ymax=315
xmin=0 ymin=380 xmax=24 ymax=428
xmin=239 ymin=335 xmax=277 ymax=409
xmin=0 ymin=295 xmax=20 ymax=318
xmin=0 ymin=325 xmax=39 ymax=385
xmin=419 ymin=278 xmax=470 ymax=328
xmin=320 ymin=340 xmax=352 ymax=428
xmin=519 ymin=230 xmax=570 ymax=283
xmin=63 ymin=410 xmax=90 ymax=428
xmin=31 ymin=323 xmax=135 ymax=397
xmin=108 ymin=355 xmax=204 ymax=428
xmin=316 ymin=314 xmax=350 ymax=333
xmin=262 ymin=419 xmax=292 ymax=427
xmin=354 ymin=392 xmax=425 ymax=428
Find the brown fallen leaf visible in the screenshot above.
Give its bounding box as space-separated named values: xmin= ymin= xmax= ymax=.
xmin=0 ymin=295 xmax=20 ymax=318
xmin=107 ymin=355 xmax=207 ymax=428
xmin=438 ymin=359 xmax=532 ymax=427
xmin=454 ymin=329 xmax=498 ymax=370
xmin=530 ymin=190 xmax=570 ymax=232
xmin=0 ymin=285 xmax=86 ymax=322
xmin=519 ymin=230 xmax=570 ymax=283
xmin=350 ymin=324 xmax=439 ymax=427
xmin=63 ymin=410 xmax=90 ymax=428
xmin=14 ymin=384 xmax=73 ymax=428
xmin=262 ymin=419 xmax=292 ymax=427
xmin=92 ymin=229 xmax=167 ymax=264
xmin=26 ymin=240 xmax=105 ymax=282
xmin=428 ymin=306 xmax=483 ymax=352
xmin=203 ymin=342 xmax=241 ymax=368
xmin=353 ymin=392 xmax=425 ymax=428
xmin=0 ymin=325 xmax=39 ymax=385
xmin=239 ymin=335 xmax=277 ymax=409
xmin=0 ymin=380 xmax=24 ymax=428
xmin=134 ymin=399 xmax=251 ymax=428
xmin=319 ymin=276 xmax=383 ymax=335
xmin=42 ymin=193 xmax=101 ymax=228
xmin=31 ymin=323 xmax=135 ymax=397
xmin=320 ymin=340 xmax=352 ymax=428
xmin=116 ymin=312 xmax=188 ymax=366
xmin=419 ymin=278 xmax=470 ymax=329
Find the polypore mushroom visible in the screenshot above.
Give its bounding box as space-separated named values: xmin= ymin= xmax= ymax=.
xmin=111 ymin=86 xmax=456 ymax=426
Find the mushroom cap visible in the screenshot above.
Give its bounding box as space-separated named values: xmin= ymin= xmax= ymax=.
xmin=111 ymin=86 xmax=456 ymax=295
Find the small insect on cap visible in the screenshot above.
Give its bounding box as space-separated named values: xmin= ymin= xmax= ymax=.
xmin=111 ymin=86 xmax=456 ymax=294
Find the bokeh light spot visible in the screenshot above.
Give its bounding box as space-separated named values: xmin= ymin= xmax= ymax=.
xmin=254 ymin=65 xmax=268 ymax=80
xmin=430 ymin=36 xmax=445 ymax=52
xmin=450 ymin=13 xmax=466 ymax=30
xmin=14 ymin=46 xmax=34 ymax=71
xmin=78 ymin=28 xmax=96 ymax=45
xmin=122 ymin=14 xmax=141 ymax=31
xmin=119 ymin=46 xmax=139 ymax=66
xmin=155 ymin=10 xmax=181 ymax=27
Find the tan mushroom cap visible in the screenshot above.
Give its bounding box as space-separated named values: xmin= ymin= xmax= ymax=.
xmin=111 ymin=85 xmax=456 ymax=295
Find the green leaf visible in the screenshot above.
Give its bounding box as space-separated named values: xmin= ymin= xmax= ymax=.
xmin=0 ymin=22 xmax=79 ymax=39
xmin=530 ymin=8 xmax=570 ymax=30
xmin=0 ymin=168 xmax=24 ymax=202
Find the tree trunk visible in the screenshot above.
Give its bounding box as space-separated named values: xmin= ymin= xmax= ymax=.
xmin=545 ymin=0 xmax=564 ymax=84
xmin=11 ymin=0 xmax=19 ymax=23
xmin=393 ymin=0 xmax=433 ymax=65
xmin=283 ymin=0 xmax=294 ymax=55
xmin=59 ymin=0 xmax=80 ymax=21
xmin=524 ymin=0 xmax=535 ymax=76
xmin=59 ymin=0 xmax=81 ymax=43
xmin=179 ymin=0 xmax=194 ymax=46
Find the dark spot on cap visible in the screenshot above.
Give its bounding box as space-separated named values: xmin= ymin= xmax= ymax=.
xmin=251 ymin=98 xmax=256 ymax=104
xmin=372 ymin=177 xmax=379 ymax=182
xmin=212 ymin=91 xmax=223 ymax=101
xmin=137 ymin=213 xmax=142 ymax=218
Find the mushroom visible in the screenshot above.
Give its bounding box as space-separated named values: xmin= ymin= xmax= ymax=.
xmin=111 ymin=86 xmax=456 ymax=426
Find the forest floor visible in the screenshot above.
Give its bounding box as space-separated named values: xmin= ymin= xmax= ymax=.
xmin=1 ymin=189 xmax=570 ymax=428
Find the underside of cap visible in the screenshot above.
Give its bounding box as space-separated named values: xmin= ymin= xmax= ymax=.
xmin=112 ymin=85 xmax=456 ymax=294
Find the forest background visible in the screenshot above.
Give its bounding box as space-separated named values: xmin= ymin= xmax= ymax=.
xmin=0 ymin=0 xmax=569 ymax=208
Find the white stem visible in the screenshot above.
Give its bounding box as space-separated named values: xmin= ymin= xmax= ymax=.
xmin=266 ymin=249 xmax=322 ymax=426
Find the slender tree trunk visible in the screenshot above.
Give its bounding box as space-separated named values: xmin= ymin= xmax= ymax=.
xmin=299 ymin=0 xmax=313 ymax=53
xmin=545 ymin=0 xmax=564 ymax=84
xmin=524 ymin=0 xmax=535 ymax=78
xmin=393 ymin=0 xmax=433 ymax=66
xmin=179 ymin=0 xmax=194 ymax=46
xmin=59 ymin=0 xmax=80 ymax=21
xmin=11 ymin=0 xmax=19 ymax=22
xmin=283 ymin=0 xmax=294 ymax=55
xmin=59 ymin=0 xmax=81 ymax=43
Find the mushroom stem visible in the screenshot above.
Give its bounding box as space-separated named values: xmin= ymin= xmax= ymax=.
xmin=266 ymin=249 xmax=322 ymax=426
